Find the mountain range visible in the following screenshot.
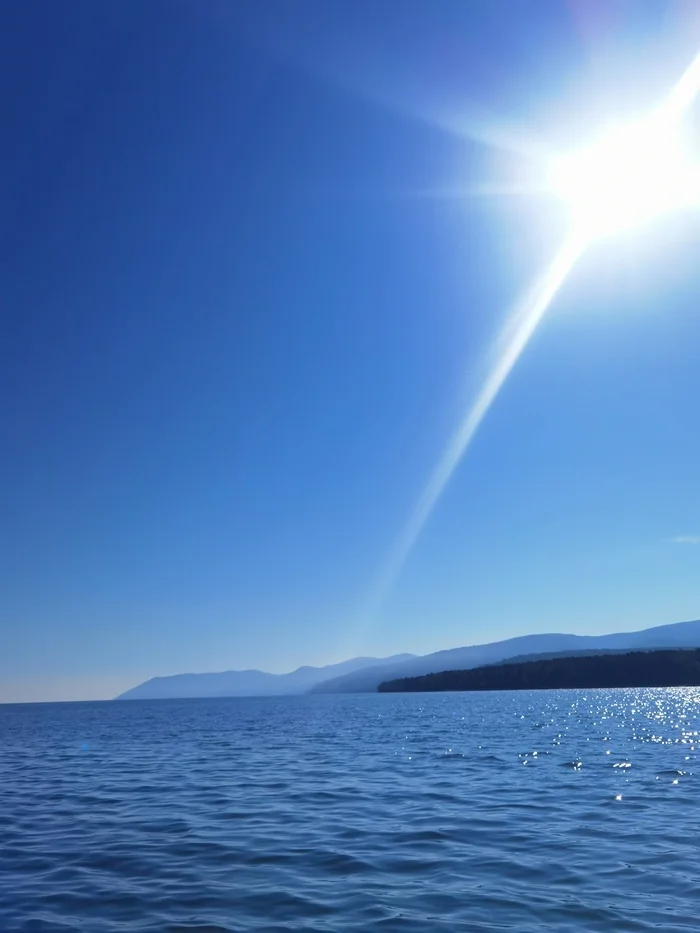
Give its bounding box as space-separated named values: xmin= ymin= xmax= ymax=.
xmin=116 ymin=654 xmax=415 ymax=699
xmin=116 ymin=618 xmax=700 ymax=699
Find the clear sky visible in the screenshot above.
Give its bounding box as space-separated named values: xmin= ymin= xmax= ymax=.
xmin=3 ymin=1 xmax=699 ymax=702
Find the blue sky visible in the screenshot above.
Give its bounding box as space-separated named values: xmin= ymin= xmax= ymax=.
xmin=3 ymin=1 xmax=699 ymax=702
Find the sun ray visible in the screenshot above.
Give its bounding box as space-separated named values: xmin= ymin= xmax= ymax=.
xmin=363 ymin=233 xmax=586 ymax=619
xmin=399 ymin=182 xmax=551 ymax=201
xmin=666 ymin=49 xmax=700 ymax=118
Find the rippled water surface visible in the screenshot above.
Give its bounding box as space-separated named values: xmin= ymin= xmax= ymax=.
xmin=2 ymin=690 xmax=700 ymax=932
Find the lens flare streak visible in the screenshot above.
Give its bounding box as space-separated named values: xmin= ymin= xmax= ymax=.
xmin=368 ymin=233 xmax=585 ymax=611
xmin=666 ymin=50 xmax=700 ymax=118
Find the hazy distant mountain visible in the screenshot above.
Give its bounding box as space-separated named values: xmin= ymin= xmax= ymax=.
xmin=310 ymin=619 xmax=700 ymax=694
xmin=116 ymin=654 xmax=415 ymax=700
xmin=117 ymin=618 xmax=700 ymax=700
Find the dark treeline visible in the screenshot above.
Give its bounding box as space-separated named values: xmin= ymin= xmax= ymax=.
xmin=378 ymin=648 xmax=700 ymax=692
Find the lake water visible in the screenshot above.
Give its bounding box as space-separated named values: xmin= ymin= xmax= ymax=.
xmin=2 ymin=689 xmax=699 ymax=932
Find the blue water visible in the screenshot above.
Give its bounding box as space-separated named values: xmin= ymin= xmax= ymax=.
xmin=2 ymin=690 xmax=699 ymax=932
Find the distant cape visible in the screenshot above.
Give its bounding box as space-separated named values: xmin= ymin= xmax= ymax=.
xmin=378 ymin=647 xmax=700 ymax=692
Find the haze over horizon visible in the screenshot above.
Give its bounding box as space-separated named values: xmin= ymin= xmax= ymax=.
xmin=5 ymin=616 xmax=700 ymax=705
xmin=3 ymin=1 xmax=700 ymax=703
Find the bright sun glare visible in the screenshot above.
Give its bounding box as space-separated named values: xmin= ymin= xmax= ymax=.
xmin=368 ymin=49 xmax=700 ymax=619
xmin=548 ymin=109 xmax=700 ymax=241
xmin=352 ymin=47 xmax=700 ymax=635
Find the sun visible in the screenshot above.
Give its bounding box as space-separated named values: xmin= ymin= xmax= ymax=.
xmin=547 ymin=109 xmax=700 ymax=242
xmin=371 ymin=51 xmax=700 ymax=607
